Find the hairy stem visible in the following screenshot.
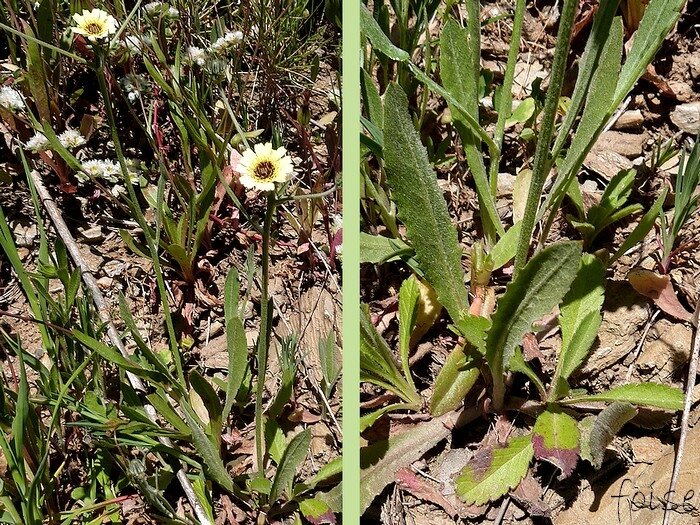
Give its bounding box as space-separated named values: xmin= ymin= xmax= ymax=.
xmin=513 ymin=0 xmax=578 ymax=277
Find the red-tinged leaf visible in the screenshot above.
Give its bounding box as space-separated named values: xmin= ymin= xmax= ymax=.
xmin=299 ymin=497 xmax=336 ymax=525
xmin=532 ymin=409 xmax=580 ymax=479
xmin=456 ymin=435 xmax=534 ymax=506
xmin=628 ymin=268 xmax=692 ymax=321
xmin=395 ymin=468 xmax=459 ymax=519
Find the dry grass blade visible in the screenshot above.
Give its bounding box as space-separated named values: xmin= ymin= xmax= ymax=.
xmin=28 ymin=170 xmax=213 ymax=525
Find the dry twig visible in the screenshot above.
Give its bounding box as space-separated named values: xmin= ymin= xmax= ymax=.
xmin=29 ymin=170 xmax=213 ymax=525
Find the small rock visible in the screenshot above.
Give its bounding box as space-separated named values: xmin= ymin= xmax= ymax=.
xmin=208 ymin=320 xmax=224 ymax=337
xmin=496 ymin=172 xmax=516 ymax=196
xmin=668 ymin=81 xmax=694 ymax=103
xmin=96 ymin=276 xmax=113 ymax=289
xmin=631 ymin=436 xmax=665 ymax=464
xmin=636 ymin=320 xmax=692 ymax=377
xmin=584 ymin=150 xmax=632 ymax=180
xmin=102 ymin=260 xmax=126 ymax=277
xmin=613 ymin=110 xmax=644 ymax=130
xmin=581 ymin=179 xmax=599 ymax=193
xmin=78 ymin=225 xmax=104 ymax=243
xmin=670 ymin=102 xmax=700 ymax=134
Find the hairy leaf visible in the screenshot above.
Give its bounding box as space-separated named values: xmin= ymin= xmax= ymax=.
xmin=610 ymin=186 xmax=667 ymax=264
xmin=532 ymin=409 xmax=580 ymax=478
xmin=563 ymin=383 xmax=684 ymax=411
xmin=487 ymin=242 xmax=581 ymax=388
xmin=270 ymin=429 xmax=311 ymax=503
xmin=430 ymin=345 xmax=480 ymax=416
xmin=587 ymin=402 xmax=637 ymax=469
xmin=359 ymin=232 xmax=413 ymax=264
xmin=383 ymin=84 xmax=469 ymax=323
xmin=440 ymin=18 xmax=504 ymax=239
xmin=360 ymin=410 xmax=463 ymax=512
xmin=551 ymin=254 xmax=605 ymax=399
xmin=613 ymin=0 xmax=686 ymax=108
xmin=456 ymin=435 xmax=534 ymax=506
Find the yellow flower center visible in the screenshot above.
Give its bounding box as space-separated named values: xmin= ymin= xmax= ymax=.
xmin=253 ymin=160 xmax=276 ymax=181
xmin=85 ymin=22 xmax=104 ymax=35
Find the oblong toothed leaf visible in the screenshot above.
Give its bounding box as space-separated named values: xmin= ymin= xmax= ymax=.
xmin=563 ymin=383 xmax=684 ymax=411
xmin=586 ymin=402 xmax=637 ymax=469
xmin=440 ymin=18 xmax=504 ymax=239
xmin=552 ymin=0 xmax=619 ymax=154
xmin=270 ymin=429 xmax=312 ymax=503
xmin=430 ymin=345 xmax=480 ymax=416
xmin=532 ymin=409 xmax=580 ymax=478
xmin=456 ymin=435 xmax=534 ymax=506
xmin=613 ymin=0 xmax=686 ymax=108
xmin=551 ymin=253 xmax=605 ymax=399
xmin=383 ymin=84 xmax=469 ymax=323
xmin=486 ymin=242 xmax=581 ymax=375
xmin=360 ymin=5 xmax=410 ymax=62
xmin=542 ymin=16 xmax=624 ymax=221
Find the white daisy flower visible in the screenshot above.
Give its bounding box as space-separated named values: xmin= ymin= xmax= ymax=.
xmin=237 ymin=142 xmax=294 ymax=192
xmin=187 ymin=46 xmax=207 ymax=67
xmin=0 ymin=86 xmax=25 ymax=112
xmin=71 ymin=9 xmax=118 ymax=42
xmin=57 ymin=128 xmax=86 ymax=149
xmin=25 ymin=132 xmax=50 ymax=152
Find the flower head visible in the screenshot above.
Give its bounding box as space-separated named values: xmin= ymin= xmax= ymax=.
xmin=237 ymin=142 xmax=294 ymax=191
xmin=57 ymin=128 xmax=86 ymax=149
xmin=25 ymin=132 xmax=50 ymax=152
xmin=79 ymin=159 xmax=120 ymax=183
xmin=210 ymin=31 xmax=243 ymax=56
xmin=187 ymin=46 xmax=207 ymax=67
xmin=0 ymin=86 xmax=25 ymax=112
xmin=72 ymin=9 xmax=118 ymax=42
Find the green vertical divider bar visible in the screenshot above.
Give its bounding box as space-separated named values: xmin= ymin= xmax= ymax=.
xmin=342 ymin=0 xmax=360 ymax=522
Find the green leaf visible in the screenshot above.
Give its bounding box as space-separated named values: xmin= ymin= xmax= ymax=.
xmin=543 ymin=16 xmax=624 ymax=222
xmin=360 ymin=305 xmax=421 ymax=407
xmin=223 ymin=269 xmax=248 ymax=418
xmin=359 ymin=232 xmax=412 ymax=264
xmin=552 ymin=0 xmax=620 ymax=155
xmin=270 ymin=429 xmax=311 ymax=503
xmin=383 ymin=83 xmax=469 ymax=324
xmin=180 ymin=404 xmax=235 ymax=493
xmin=488 ymin=221 xmax=522 ymax=270
xmin=440 ymin=18 xmax=504 ymax=240
xmin=71 ymin=330 xmax=162 ymax=382
xmin=361 ymin=68 xmax=383 ymax=129
xmin=189 ymin=371 xmax=222 ymax=444
xmin=586 ymin=402 xmax=637 ymax=469
xmin=532 ymin=409 xmax=580 ymax=478
xmin=613 ymin=0 xmax=686 ymax=108
xmin=360 ymin=5 xmax=410 ymax=61
xmin=588 ymin=168 xmax=636 ymax=228
xmin=398 ymin=276 xmax=420 ymax=387
xmin=610 ymin=186 xmax=668 ymax=265
xmin=551 ymin=253 xmax=605 ymax=400
xmin=505 ymin=98 xmax=535 ymax=128
xmin=430 ymin=345 xmax=480 ymax=416
xmin=487 ymin=242 xmax=581 ymax=406
xmin=563 ymin=383 xmax=684 ymax=411
xmin=456 ymin=435 xmax=534 ymax=506
xmin=299 ymin=497 xmax=336 ymax=525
